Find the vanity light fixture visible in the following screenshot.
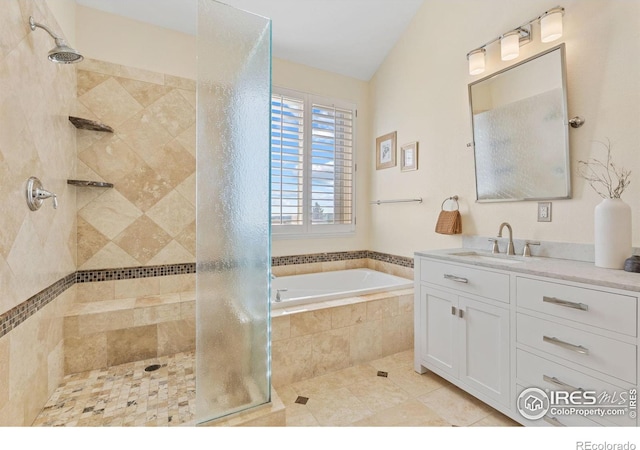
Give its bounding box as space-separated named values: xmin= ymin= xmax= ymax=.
xmin=467 ymin=6 xmax=565 ymax=75
xmin=500 ymin=29 xmax=526 ymax=61
xmin=467 ymin=48 xmax=486 ymax=75
xmin=540 ymin=7 xmax=565 ymax=43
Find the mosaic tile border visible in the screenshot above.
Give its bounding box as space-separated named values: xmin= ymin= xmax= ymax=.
xmin=0 ymin=252 xmax=412 ymax=339
xmin=76 ymin=263 xmax=196 ymax=283
xmin=271 ymin=250 xmax=369 ymax=266
xmin=271 ymin=250 xmax=414 ymax=268
xmin=0 ymin=273 xmax=76 ymax=339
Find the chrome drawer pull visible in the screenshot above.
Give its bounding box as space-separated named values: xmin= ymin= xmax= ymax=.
xmin=543 ymin=416 xmax=566 ymax=427
xmin=543 ymin=374 xmax=583 ymax=392
xmin=543 ymin=296 xmax=589 ymax=311
xmin=451 ymin=306 xmax=457 ymax=316
xmin=543 ymin=336 xmax=590 ymax=355
xmin=444 ymin=274 xmax=468 ymax=284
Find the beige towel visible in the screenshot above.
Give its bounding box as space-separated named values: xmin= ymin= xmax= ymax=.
xmin=435 ymin=210 xmax=462 ymax=235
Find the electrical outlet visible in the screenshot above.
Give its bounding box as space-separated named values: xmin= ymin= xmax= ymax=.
xmin=538 ymin=202 xmax=552 ymax=222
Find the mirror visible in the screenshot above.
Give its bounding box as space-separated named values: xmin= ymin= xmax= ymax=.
xmin=469 ymin=44 xmax=571 ymax=202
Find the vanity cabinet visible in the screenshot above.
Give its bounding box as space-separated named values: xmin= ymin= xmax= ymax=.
xmin=515 ymin=275 xmax=638 ymax=427
xmin=416 ymin=259 xmax=510 ymax=408
xmin=415 ymin=252 xmax=640 ymax=428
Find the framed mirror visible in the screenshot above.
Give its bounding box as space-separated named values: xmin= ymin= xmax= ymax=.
xmin=469 ymin=44 xmax=571 ymax=202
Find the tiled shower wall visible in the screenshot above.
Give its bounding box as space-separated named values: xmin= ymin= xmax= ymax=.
xmin=0 ymin=1 xmax=77 ymax=426
xmin=74 ymin=58 xmax=196 ymax=270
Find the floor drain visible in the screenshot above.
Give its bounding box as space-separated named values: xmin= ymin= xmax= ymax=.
xmin=145 ymin=364 xmax=161 ymax=372
xmin=294 ymin=396 xmax=309 ymax=405
xmin=377 ymin=371 xmax=388 ymax=377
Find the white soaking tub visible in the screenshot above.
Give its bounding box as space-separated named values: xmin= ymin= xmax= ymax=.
xmin=270 ymin=268 xmax=413 ymax=309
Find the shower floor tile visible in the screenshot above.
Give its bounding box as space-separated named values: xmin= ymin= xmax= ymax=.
xmin=32 ymin=351 xmax=196 ymax=427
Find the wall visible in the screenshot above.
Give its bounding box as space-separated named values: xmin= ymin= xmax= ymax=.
xmin=76 ymin=5 xmax=196 ymax=80
xmin=0 ymin=0 xmax=77 ymax=425
xmin=369 ymin=0 xmax=640 ymax=258
xmin=75 ymin=58 xmax=196 ymax=269
xmin=75 ymin=5 xmax=372 ymax=259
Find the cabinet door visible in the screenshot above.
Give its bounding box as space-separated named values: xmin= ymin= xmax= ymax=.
xmin=420 ymin=285 xmax=457 ymax=378
xmin=458 ymin=296 xmax=510 ymax=406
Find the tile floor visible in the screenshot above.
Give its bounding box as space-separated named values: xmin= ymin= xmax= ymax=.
xmin=33 ymin=349 xmax=519 ymax=427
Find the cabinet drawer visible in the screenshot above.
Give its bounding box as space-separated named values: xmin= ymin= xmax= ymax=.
xmin=517 ymin=277 xmax=637 ymax=336
xmin=420 ymin=259 xmax=509 ymax=303
xmin=517 ymin=313 xmax=637 ymax=384
xmin=517 ymin=349 xmax=636 ymax=427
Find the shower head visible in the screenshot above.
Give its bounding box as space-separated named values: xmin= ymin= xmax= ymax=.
xmin=29 ymin=16 xmax=84 ymax=64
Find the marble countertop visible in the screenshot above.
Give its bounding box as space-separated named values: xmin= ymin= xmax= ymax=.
xmin=415 ymin=248 xmax=640 ymax=293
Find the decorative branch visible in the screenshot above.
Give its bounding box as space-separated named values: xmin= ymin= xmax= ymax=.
xmin=577 ymin=139 xmax=631 ymax=199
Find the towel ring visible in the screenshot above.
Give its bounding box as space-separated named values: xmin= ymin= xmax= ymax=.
xmin=441 ymin=195 xmax=459 ymax=211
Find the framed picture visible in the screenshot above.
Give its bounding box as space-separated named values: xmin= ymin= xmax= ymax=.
xmin=400 ymin=141 xmax=418 ymax=171
xmin=376 ymin=131 xmax=397 ymax=170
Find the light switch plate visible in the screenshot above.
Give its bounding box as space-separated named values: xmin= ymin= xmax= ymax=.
xmin=538 ymin=202 xmax=552 ymax=222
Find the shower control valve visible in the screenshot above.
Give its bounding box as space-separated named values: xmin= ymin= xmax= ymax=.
xmin=26 ymin=177 xmax=58 ymax=211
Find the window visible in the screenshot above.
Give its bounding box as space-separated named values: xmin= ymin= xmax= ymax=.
xmin=271 ymin=88 xmax=356 ymax=236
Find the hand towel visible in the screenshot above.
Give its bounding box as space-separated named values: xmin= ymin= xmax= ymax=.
xmin=435 ymin=210 xmax=462 ymax=235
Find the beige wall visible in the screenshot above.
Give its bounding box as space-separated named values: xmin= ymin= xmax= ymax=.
xmin=0 ymin=0 xmax=77 ymax=425
xmin=370 ymin=0 xmax=640 ymax=258
xmin=76 ymin=5 xmax=372 ymax=258
xmin=44 ymin=0 xmax=76 ymax=46
xmin=76 ymin=5 xmax=196 ymax=80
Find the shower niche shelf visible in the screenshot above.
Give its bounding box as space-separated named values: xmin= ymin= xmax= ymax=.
xmin=67 ymin=179 xmax=114 ymax=188
xmin=68 ymin=116 xmax=113 ymax=133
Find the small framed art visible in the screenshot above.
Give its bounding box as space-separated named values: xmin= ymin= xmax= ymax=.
xmin=376 ymin=131 xmax=397 ymax=170
xmin=400 ymin=141 xmax=418 ymax=171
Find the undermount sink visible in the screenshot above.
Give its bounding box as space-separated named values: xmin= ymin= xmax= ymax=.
xmin=449 ymin=251 xmax=524 ymax=264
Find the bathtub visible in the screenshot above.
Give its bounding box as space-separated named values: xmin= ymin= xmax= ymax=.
xmin=270 ymin=268 xmax=413 ymax=309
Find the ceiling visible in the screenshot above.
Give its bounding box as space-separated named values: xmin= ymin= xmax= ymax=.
xmin=75 ymin=0 xmax=425 ymax=80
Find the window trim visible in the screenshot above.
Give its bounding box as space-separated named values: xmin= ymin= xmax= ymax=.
xmin=271 ymin=86 xmax=357 ymax=239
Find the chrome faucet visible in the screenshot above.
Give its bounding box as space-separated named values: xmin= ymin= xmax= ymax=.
xmin=497 ymin=222 xmax=515 ymax=255
xmin=275 ymin=288 xmax=287 ymax=302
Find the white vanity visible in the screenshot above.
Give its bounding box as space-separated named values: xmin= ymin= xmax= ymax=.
xmin=414 ymin=248 xmax=639 ymax=427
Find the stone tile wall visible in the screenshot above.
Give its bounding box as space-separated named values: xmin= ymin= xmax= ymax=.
xmin=65 ymin=274 xmax=195 ymax=374
xmin=74 ymin=58 xmax=196 ymax=270
xmin=0 ymin=0 xmax=77 ymax=426
xmin=271 ymin=288 xmax=414 ymax=388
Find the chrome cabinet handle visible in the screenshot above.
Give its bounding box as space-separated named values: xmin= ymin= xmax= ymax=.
xmin=444 ymin=274 xmax=468 ymax=284
xmin=543 ymin=416 xmax=566 ymax=427
xmin=543 ymin=336 xmax=589 ymax=355
xmin=543 ymin=296 xmax=588 ymax=311
xmin=543 ymin=374 xmax=583 ymax=392
xmin=451 ymin=306 xmax=457 ymax=316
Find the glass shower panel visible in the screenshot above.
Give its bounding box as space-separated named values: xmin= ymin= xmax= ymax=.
xmin=196 ymin=0 xmax=271 ymax=424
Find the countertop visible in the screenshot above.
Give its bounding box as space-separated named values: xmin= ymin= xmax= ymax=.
xmin=415 ymin=248 xmax=640 ymax=293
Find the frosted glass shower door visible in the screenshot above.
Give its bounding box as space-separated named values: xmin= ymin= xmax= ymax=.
xmin=196 ymin=0 xmax=271 ymax=424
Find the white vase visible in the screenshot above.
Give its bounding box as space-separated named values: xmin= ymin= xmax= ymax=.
xmin=594 ymin=198 xmax=632 ymax=269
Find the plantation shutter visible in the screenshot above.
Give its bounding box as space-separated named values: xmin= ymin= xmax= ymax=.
xmin=271 ymin=93 xmax=304 ymax=226
xmin=310 ymin=103 xmax=354 ymax=225
xmin=271 ymin=88 xmax=356 ymax=234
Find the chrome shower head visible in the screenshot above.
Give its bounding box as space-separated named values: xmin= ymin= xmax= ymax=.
xmin=29 ymin=16 xmax=84 ymax=64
